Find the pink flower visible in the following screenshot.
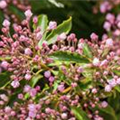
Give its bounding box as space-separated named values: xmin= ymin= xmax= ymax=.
xmin=28 ymin=104 xmax=36 ymax=111
xmin=48 ymin=21 xmax=57 ymax=30
xmin=49 ymin=76 xmax=55 ymax=82
xmin=106 ymin=38 xmax=113 ymax=47
xmin=29 ymin=88 xmax=37 ymax=97
xmin=24 ymin=9 xmax=33 ymax=19
xmin=61 ymin=113 xmax=68 ymax=119
xmin=92 ymin=88 xmax=97 ymax=94
xmin=117 ymin=78 xmax=120 ymax=85
xmin=36 ymin=32 xmax=42 ymax=40
xmin=2 ymin=19 xmax=10 ymax=27
xmin=11 ymin=80 xmax=20 ymax=88
xmin=103 ymin=22 xmax=111 ymax=31
xmin=0 ymin=0 xmax=7 ymax=9
xmin=108 ymin=79 xmax=117 ymax=87
xmin=100 ymin=60 xmax=108 ymax=67
xmin=77 ymin=67 xmax=83 ymax=73
xmin=101 ymin=101 xmax=108 ymax=108
xmin=105 ymin=85 xmax=112 ymax=92
xmin=18 ymin=94 xmax=23 ymax=99
xmin=90 ymin=33 xmax=98 ymax=41
xmin=0 ymin=94 xmax=8 ymax=102
xmin=24 ymin=85 xmax=31 ymax=93
xmin=106 ymin=13 xmax=115 ymax=24
xmin=100 ymin=1 xmax=111 ymax=13
xmin=44 ymin=71 xmax=51 ymax=78
xmin=93 ymin=58 xmax=100 ymax=66
xmin=25 ymin=74 xmax=32 ymax=81
xmin=58 ymin=33 xmax=67 ymax=40
xmin=33 ymin=16 xmax=38 ymax=24
xmin=71 ymin=83 xmax=77 ymax=88
xmin=24 ymin=48 xmax=32 ymax=56
xmin=4 ymin=106 xmax=11 ymax=113
xmin=58 ymin=84 xmax=65 ymax=92
xmin=28 ymin=111 xmax=36 ymax=118
xmin=1 ymin=61 xmax=9 ymax=70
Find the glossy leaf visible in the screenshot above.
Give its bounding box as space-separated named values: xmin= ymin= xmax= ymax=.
xmin=83 ymin=43 xmax=93 ymax=58
xmin=33 ymin=14 xmax=48 ymax=33
xmin=29 ymin=74 xmax=43 ymax=88
xmin=47 ymin=17 xmax=72 ymax=45
xmin=0 ymin=72 xmax=11 ymax=88
xmin=49 ymin=51 xmax=90 ymax=63
xmin=98 ymin=105 xmax=117 ymax=120
xmin=34 ymin=14 xmax=48 ymax=47
xmin=71 ymin=106 xmax=90 ymax=120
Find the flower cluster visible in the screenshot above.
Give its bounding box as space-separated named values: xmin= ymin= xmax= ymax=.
xmin=93 ymin=0 xmax=120 ymax=14
xmin=0 ymin=0 xmax=30 ymax=23
xmin=0 ymin=9 xmax=120 ymax=120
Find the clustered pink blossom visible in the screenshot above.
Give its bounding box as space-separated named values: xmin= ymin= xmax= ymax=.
xmin=0 ymin=0 xmax=31 ymax=23
xmin=0 ymin=6 xmax=120 ymax=119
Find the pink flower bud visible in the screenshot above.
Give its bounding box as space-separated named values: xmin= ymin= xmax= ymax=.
xmin=61 ymin=113 xmax=68 ymax=119
xmin=58 ymin=84 xmax=65 ymax=92
xmin=106 ymin=38 xmax=113 ymax=47
xmin=90 ymin=33 xmax=98 ymax=41
xmin=106 ymin=13 xmax=115 ymax=24
xmin=25 ymin=73 xmax=32 ymax=80
xmin=42 ymin=41 xmax=48 ymax=47
xmin=48 ymin=21 xmax=57 ymax=30
xmin=92 ymin=88 xmax=97 ymax=94
xmin=77 ymin=67 xmax=83 ymax=73
xmin=100 ymin=60 xmax=108 ymax=67
xmin=93 ymin=58 xmax=100 ymax=66
xmin=24 ymin=85 xmax=31 ymax=93
xmin=28 ymin=111 xmax=36 ymax=118
xmin=105 ymin=85 xmax=112 ymax=92
xmin=45 ymin=108 xmax=51 ymax=114
xmin=103 ymin=22 xmax=111 ymax=31
xmin=0 ymin=94 xmax=8 ymax=102
xmin=11 ymin=80 xmax=20 ymax=88
xmin=71 ymin=82 xmax=77 ymax=87
xmin=36 ymin=32 xmax=42 ymax=40
xmin=5 ymin=106 xmax=11 ymax=113
xmin=2 ymin=19 xmax=10 ymax=27
xmin=1 ymin=61 xmax=9 ymax=70
xmin=0 ymin=0 xmax=7 ymax=9
xmin=24 ymin=48 xmax=32 ymax=56
xmin=117 ymin=78 xmax=120 ymax=85
xmin=58 ymin=33 xmax=67 ymax=40
xmin=101 ymin=101 xmax=108 ymax=108
xmin=18 ymin=93 xmax=23 ymax=99
xmin=108 ymin=79 xmax=117 ymax=87
xmin=44 ymin=71 xmax=51 ymax=78
xmin=48 ymin=76 xmax=55 ymax=82
xmin=33 ymin=16 xmax=38 ymax=24
xmin=29 ymin=88 xmax=37 ymax=97
xmin=24 ymin=9 xmax=33 ymax=19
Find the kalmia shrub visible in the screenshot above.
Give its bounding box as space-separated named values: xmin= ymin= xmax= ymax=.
xmin=0 ymin=9 xmax=120 ymax=120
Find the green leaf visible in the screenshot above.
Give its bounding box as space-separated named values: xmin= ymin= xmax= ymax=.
xmin=49 ymin=51 xmax=90 ymax=63
xmin=47 ymin=16 xmax=72 ymax=45
xmin=113 ymin=70 xmax=120 ymax=76
xmin=29 ymin=74 xmax=43 ymax=88
xmin=115 ymin=86 xmax=120 ymax=93
xmin=98 ymin=105 xmax=117 ymax=120
xmin=71 ymin=106 xmax=90 ymax=120
xmin=33 ymin=14 xmax=48 ymax=33
xmin=0 ymin=10 xmax=4 ymax=28
xmin=83 ymin=43 xmax=92 ymax=58
xmin=34 ymin=14 xmax=48 ymax=47
xmin=8 ymin=4 xmax=24 ymax=21
xmin=0 ymin=72 xmax=11 ymax=88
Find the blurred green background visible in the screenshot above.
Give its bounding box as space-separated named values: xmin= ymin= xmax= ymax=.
xmin=0 ymin=0 xmax=105 ymax=39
